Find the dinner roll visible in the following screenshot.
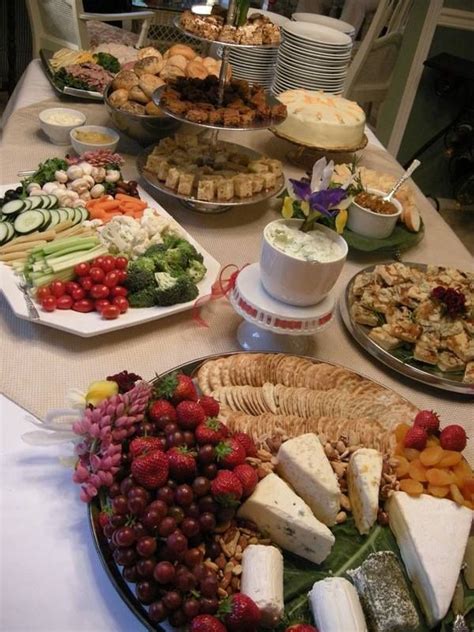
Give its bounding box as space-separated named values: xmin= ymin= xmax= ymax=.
xmin=134 ymin=56 xmax=164 ymax=77
xmin=185 ymin=60 xmax=208 ymax=80
xmin=167 ymin=55 xmax=188 ymax=71
xmin=160 ymin=65 xmax=186 ymax=81
xmin=137 ymin=46 xmax=162 ymax=61
xmin=139 ymin=74 xmax=165 ymax=98
xmin=118 ymin=101 xmax=146 ymax=115
xmin=145 ymin=101 xmax=164 ymax=116
xmin=112 ymin=69 xmax=139 ymax=91
xmin=129 ymin=85 xmax=149 ymax=104
xmin=202 ymin=56 xmax=218 ymax=68
xmin=108 ymin=88 xmax=129 ymax=107
xmin=167 ymin=44 xmax=196 ymax=61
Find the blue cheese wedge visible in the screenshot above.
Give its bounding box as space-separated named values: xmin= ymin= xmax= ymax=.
xmin=347 ymin=448 xmax=383 ymax=535
xmin=237 ymin=473 xmax=335 ymax=564
xmin=386 ymin=491 xmax=472 ymax=627
xmin=276 ymin=433 xmax=340 ymax=526
xmin=308 ymin=577 xmax=368 ymax=632
xmin=241 ymin=545 xmax=284 ymax=627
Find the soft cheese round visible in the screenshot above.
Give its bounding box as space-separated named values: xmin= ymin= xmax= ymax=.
xmin=276 ymin=89 xmax=366 ymax=149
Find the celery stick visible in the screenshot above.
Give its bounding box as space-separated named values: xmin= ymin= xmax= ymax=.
xmin=34 ymin=235 xmax=99 ymax=256
xmin=44 ymin=239 xmax=98 ymax=263
xmin=49 ymin=245 xmax=108 ymax=272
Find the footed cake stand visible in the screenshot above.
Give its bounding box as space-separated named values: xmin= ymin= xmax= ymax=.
xmin=229 ymin=263 xmax=335 ymax=353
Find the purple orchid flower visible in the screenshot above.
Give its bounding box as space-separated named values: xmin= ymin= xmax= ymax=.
xmin=289 ymin=178 xmax=312 ymax=201
xmin=289 ymin=178 xmax=347 ymax=218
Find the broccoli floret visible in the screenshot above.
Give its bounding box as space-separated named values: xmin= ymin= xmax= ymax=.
xmin=125 ymin=257 xmax=156 ymax=292
xmin=128 ymin=287 xmax=157 ymax=308
xmin=164 ymin=248 xmax=188 ymax=270
xmin=154 ymin=272 xmax=199 ymax=306
xmin=176 ymin=240 xmax=204 ymax=264
xmin=144 ymin=244 xmax=167 ymax=257
xmin=186 ymin=259 xmax=207 ymax=283
xmin=162 ymin=234 xmax=183 ymax=249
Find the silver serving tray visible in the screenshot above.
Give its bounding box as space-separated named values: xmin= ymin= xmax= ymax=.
xmin=137 ymin=140 xmax=285 ymax=213
xmin=340 ymin=262 xmax=474 ymax=395
xmin=40 ymin=49 xmax=104 ymax=101
xmin=153 ymin=84 xmax=286 ymax=132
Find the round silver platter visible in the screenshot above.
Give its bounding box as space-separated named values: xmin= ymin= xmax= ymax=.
xmin=136 ymin=141 xmax=285 ymax=214
xmin=173 ymin=14 xmax=280 ymax=50
xmin=340 ymin=263 xmax=474 ymax=395
xmin=152 ymin=85 xmax=286 ymax=132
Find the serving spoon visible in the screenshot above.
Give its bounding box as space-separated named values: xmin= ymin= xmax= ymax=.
xmin=383 ymin=159 xmax=421 ymax=203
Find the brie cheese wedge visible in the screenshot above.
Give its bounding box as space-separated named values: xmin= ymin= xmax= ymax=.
xmin=277 ymin=433 xmax=340 ymax=526
xmin=237 ymin=473 xmax=335 ymax=564
xmin=387 ymin=491 xmax=472 ymax=627
xmin=241 ymin=545 xmax=284 ymax=627
xmin=347 ymin=448 xmax=383 ymax=534
xmin=308 ymin=577 xmax=367 ymax=632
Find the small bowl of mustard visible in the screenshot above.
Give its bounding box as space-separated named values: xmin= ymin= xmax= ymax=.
xmin=70 ymin=125 xmax=120 ymax=154
xmin=347 ymin=187 xmax=402 ymax=239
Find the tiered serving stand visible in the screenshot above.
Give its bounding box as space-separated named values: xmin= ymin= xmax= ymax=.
xmin=137 ymin=0 xmax=287 ymax=213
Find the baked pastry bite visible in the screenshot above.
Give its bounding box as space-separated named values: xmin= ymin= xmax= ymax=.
xmin=262 ymin=172 xmax=277 ymax=189
xmin=118 ymin=101 xmax=146 ymax=115
xmin=177 ymin=172 xmax=195 ymax=196
xmin=160 ymin=65 xmax=186 ymax=81
xmin=216 ymin=179 xmax=234 ymax=202
xmin=134 ymin=56 xmax=163 ymax=77
xmin=167 ymin=44 xmax=196 ymax=61
xmin=138 ymin=47 xmax=162 ymax=61
xmin=129 ymin=85 xmax=149 ymax=104
xmin=233 ymin=175 xmax=253 ymax=198
xmin=167 ymin=54 xmax=188 ymax=71
xmin=145 ymin=101 xmax=163 ymax=116
xmin=139 ymin=74 xmax=165 ymax=97
xmin=218 ymin=25 xmax=238 ymax=42
xmin=112 ymin=69 xmax=139 ymax=91
xmin=109 ymin=88 xmax=129 ymax=107
xmin=165 ymin=167 xmax=181 ymax=191
xmin=197 ymin=179 xmax=215 ymax=201
xmin=186 ymin=108 xmax=210 ymax=123
xmin=186 ymin=60 xmax=208 ymax=80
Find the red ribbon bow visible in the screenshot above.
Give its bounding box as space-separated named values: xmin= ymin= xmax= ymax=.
xmin=192 ymin=263 xmax=248 ymax=327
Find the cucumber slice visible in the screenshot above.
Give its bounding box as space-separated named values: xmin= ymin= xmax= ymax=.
xmin=76 ymin=207 xmax=89 ymax=222
xmin=65 ymin=208 xmax=77 ymax=222
xmin=72 ymin=208 xmax=84 ymax=225
xmin=0 ymin=223 xmax=9 ymax=244
xmin=26 ymin=195 xmax=43 ymax=210
xmin=2 ymin=199 xmax=25 ymax=215
xmin=13 ymin=210 xmax=45 ymax=235
xmin=37 ymin=209 xmax=52 ymax=230
xmin=38 ymin=194 xmax=51 ymax=209
xmin=48 ymin=194 xmax=58 ymax=208
xmin=48 ymin=209 xmax=61 ymax=228
xmin=5 ymin=222 xmax=15 ymax=241
xmin=56 ymin=208 xmax=70 ymax=223
xmin=21 ymin=199 xmax=33 ymax=211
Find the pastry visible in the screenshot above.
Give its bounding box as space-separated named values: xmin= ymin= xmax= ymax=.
xmin=180 ymin=10 xmax=281 ymax=45
xmin=129 ymin=85 xmax=149 ymax=104
xmin=167 ymin=55 xmax=188 ymax=71
xmin=137 ymin=46 xmax=162 ymax=61
xmin=139 ymin=74 xmax=165 ymax=98
xmin=108 ymin=88 xmax=129 ymax=107
xmin=134 ymin=56 xmax=164 ymax=77
xmin=185 ymin=60 xmax=208 ymax=80
xmin=112 ymin=69 xmax=139 ymax=91
xmin=118 ymin=101 xmax=145 ymax=115
xmin=160 ymin=65 xmax=186 ymax=81
xmin=167 ymin=44 xmax=196 ymax=61
xmin=145 ymin=101 xmax=163 ymax=116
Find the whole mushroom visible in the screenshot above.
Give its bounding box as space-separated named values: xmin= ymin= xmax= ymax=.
xmin=66 ymin=165 xmax=83 ymax=181
xmin=105 ymin=169 xmax=121 ymax=183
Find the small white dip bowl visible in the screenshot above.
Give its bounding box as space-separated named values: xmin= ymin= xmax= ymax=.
xmin=39 ymin=108 xmax=86 ymax=145
xmin=347 ymin=187 xmax=402 ymax=239
xmin=70 ymin=125 xmax=120 ymax=154
xmin=260 ymin=218 xmax=348 ymax=306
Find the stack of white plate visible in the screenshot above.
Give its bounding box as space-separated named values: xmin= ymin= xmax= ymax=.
xmin=227 ymin=9 xmax=289 ymax=90
xmin=273 ymin=21 xmax=353 ymax=96
xmin=291 ymin=13 xmax=356 ymax=40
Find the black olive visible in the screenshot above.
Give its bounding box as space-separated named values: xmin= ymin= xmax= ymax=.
xmin=16 ymin=186 xmax=23 ymax=194
xmin=5 ymin=189 xmax=16 ymax=197
xmin=0 ymin=198 xmax=4 ymax=207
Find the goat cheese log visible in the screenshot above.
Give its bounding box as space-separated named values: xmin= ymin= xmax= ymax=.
xmin=241 ymin=545 xmax=284 ymax=627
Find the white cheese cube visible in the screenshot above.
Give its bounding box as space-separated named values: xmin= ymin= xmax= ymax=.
xmin=237 ymin=473 xmax=335 ymax=564
xmin=347 ymin=448 xmax=383 ymax=535
xmin=241 ymin=545 xmax=284 ymax=627
xmin=277 ymin=433 xmax=340 ymax=526
xmin=308 ymin=577 xmax=367 ymax=632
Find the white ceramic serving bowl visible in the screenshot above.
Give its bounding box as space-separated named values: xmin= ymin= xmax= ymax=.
xmin=39 ymin=108 xmax=86 ymax=145
xmin=347 ymin=187 xmax=402 ymax=239
xmin=260 ymin=218 xmax=348 ymax=306
xmin=70 ymin=125 xmax=120 ymax=154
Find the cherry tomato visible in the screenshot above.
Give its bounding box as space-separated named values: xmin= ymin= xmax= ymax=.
xmin=112 ymin=296 xmax=129 ymax=313
xmin=72 ymin=299 xmax=95 ymax=313
xmin=65 ymin=281 xmax=81 ymax=295
xmin=79 ymin=276 xmax=93 ymax=291
xmin=95 ymin=299 xmax=111 ymax=314
xmin=116 ymin=269 xmax=128 ymax=284
xmin=114 ymin=257 xmax=128 ymax=270
xmin=90 ymin=284 xmax=110 ymax=300
xmin=102 ymin=304 xmax=121 ymax=320
xmin=93 ymin=256 xmax=105 ymax=267
xmin=71 ymin=287 xmax=86 ymax=301
xmin=37 ymin=286 xmax=51 ymax=301
xmin=41 ymin=296 xmax=57 ymax=312
xmin=104 ymin=271 xmax=120 ymax=288
xmin=50 ymin=280 xmax=66 ymax=298
xmin=111 ymin=286 xmax=128 ymax=298
xmin=101 ymin=256 xmax=116 ymax=272
xmin=90 ymin=267 xmax=105 ymax=283
xmin=74 ymin=262 xmax=90 ymax=277
xmin=56 ymin=295 xmax=73 ymax=310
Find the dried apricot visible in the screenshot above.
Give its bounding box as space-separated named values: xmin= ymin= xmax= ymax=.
xmin=399 ymin=479 xmax=424 ymax=495
xmin=408 ymin=459 xmax=428 ymax=482
xmin=404 ymin=448 xmax=421 ymax=462
xmin=426 ymin=436 xmax=440 ymax=447
xmin=426 ymin=468 xmax=455 ymax=486
xmin=394 ymin=423 xmax=411 ymax=443
xmin=419 ymin=446 xmax=444 ymax=467
xmin=449 ymin=484 xmax=465 ymax=505
xmin=463 ymin=500 xmax=474 ymax=509
xmin=453 ymin=460 xmax=473 ymax=486
xmin=427 ymin=484 xmax=450 ymax=498
xmin=438 ymin=450 xmax=462 ymax=468
xmin=394 ymin=443 xmax=405 ymax=456
xmin=395 ymin=456 xmax=410 ymax=478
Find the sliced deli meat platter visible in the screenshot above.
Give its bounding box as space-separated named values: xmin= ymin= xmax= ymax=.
xmin=63 ymin=352 xmax=474 ymax=632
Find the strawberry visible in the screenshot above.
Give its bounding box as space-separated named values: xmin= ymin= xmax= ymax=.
xmin=440 ymin=424 xmax=467 ymax=451
xmin=129 ymin=436 xmax=165 ymax=459
xmin=148 ymin=399 xmax=177 ymax=429
xmin=167 ymin=446 xmax=197 ymax=482
xmin=131 ymin=449 xmax=169 ymax=489
xmin=195 ymin=418 xmax=228 ymax=445
xmin=219 ymin=593 xmax=261 ymax=632
xmin=176 ymin=400 xmax=206 ymax=430
xmin=233 ymin=431 xmax=257 ymax=457
xmin=413 ymin=410 xmax=440 ymax=434
xmin=198 ymin=395 xmax=220 ymax=418
xmin=285 ymin=625 xmax=319 ymax=632
xmin=211 ymin=470 xmax=243 ymax=505
xmin=404 ymin=425 xmax=427 ymax=450
xmin=190 ymin=615 xmax=227 ymax=632
xmin=215 ymin=438 xmax=246 ymax=469
xmin=233 ymin=464 xmax=258 ymax=497
xmin=155 ymin=371 xmax=197 ymax=403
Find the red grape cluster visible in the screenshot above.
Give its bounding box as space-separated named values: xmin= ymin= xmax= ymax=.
xmin=431 ymin=285 xmax=466 ymax=317
xmin=36 ymin=255 xmax=129 ymax=319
